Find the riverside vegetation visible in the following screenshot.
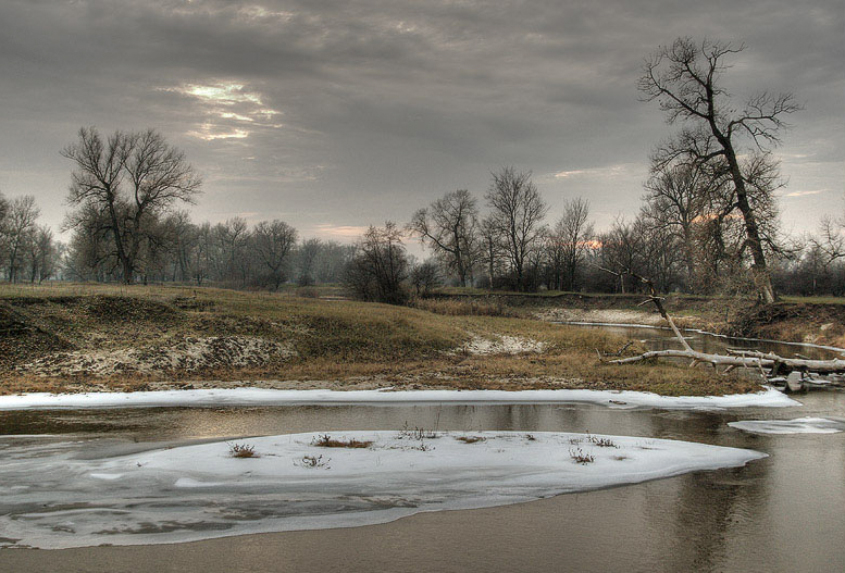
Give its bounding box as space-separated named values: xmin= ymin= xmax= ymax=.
xmin=0 ymin=283 xmax=766 ymax=397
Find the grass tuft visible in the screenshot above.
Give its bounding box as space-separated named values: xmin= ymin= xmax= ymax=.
xmin=587 ymin=435 xmax=619 ymax=448
xmin=295 ymin=454 xmax=331 ymax=469
xmin=569 ymin=447 xmax=595 ymax=465
xmin=229 ymin=443 xmax=258 ymax=458
xmin=312 ymin=434 xmax=373 ymax=449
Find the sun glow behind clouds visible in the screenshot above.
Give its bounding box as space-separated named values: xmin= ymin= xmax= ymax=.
xmin=312 ymin=224 xmax=371 ymax=241
xmin=187 ymin=125 xmax=250 ymax=141
xmin=177 ymin=83 xmax=263 ymax=106
xmin=162 ymin=82 xmax=284 ymax=141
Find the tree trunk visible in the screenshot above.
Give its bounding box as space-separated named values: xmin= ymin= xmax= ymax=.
xmin=719 ymin=136 xmax=777 ymax=304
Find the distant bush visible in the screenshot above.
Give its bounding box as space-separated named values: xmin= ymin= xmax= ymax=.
xmin=344 ymin=223 xmax=410 ymax=305
xmin=410 ymin=297 xmax=518 ymax=317
xmin=296 ymin=286 xmax=320 ymax=299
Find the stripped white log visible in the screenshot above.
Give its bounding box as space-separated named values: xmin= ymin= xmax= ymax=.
xmin=610 ymin=348 xmax=845 ymax=374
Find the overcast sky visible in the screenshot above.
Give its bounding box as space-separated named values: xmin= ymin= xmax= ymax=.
xmin=0 ymin=0 xmax=842 ymax=246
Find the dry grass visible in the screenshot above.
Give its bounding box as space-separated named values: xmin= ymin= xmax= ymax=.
xmin=229 ymin=443 xmax=258 ymax=458
xmin=455 ymin=436 xmax=486 ymax=444
xmin=312 ymin=434 xmax=373 ymax=449
xmin=410 ymin=297 xmax=522 ymax=318
xmin=569 ymin=447 xmax=595 ymax=464
xmin=587 ymin=435 xmax=618 ymax=448
xmin=295 ymin=454 xmax=330 ymax=469
xmin=0 ymin=283 xmax=766 ymax=397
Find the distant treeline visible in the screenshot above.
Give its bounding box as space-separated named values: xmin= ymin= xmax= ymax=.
xmin=0 ymin=126 xmax=843 ymax=299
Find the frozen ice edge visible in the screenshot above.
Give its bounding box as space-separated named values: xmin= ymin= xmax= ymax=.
xmin=728 ymin=417 xmax=845 ymax=435
xmin=0 ymin=387 xmax=799 ymax=411
xmin=0 ymin=431 xmax=767 ymax=549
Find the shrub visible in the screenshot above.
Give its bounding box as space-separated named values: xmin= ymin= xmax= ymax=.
xmin=312 ymin=434 xmax=373 ymax=448
xmin=229 ymin=443 xmax=258 ymax=458
xmin=569 ymin=447 xmax=594 ymax=464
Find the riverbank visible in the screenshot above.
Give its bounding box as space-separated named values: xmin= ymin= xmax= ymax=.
xmin=0 ymin=284 xmax=766 ymax=397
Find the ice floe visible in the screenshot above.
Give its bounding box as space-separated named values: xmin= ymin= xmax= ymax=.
xmin=0 ymin=387 xmax=799 ymax=412
xmin=0 ymin=431 xmax=765 ymax=549
xmin=728 ymin=417 xmax=845 ymax=435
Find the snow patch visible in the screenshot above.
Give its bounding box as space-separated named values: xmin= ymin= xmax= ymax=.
xmin=0 ymin=387 xmax=801 ymax=411
xmin=0 ymin=387 xmax=799 ymax=411
xmin=458 ymin=335 xmax=546 ymax=355
xmin=728 ymin=417 xmax=844 ymax=435
xmin=18 ymin=336 xmax=295 ymax=377
xmin=0 ymin=431 xmax=765 ymax=549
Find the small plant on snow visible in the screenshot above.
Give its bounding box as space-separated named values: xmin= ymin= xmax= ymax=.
xmin=295 ymin=454 xmax=330 ymax=469
xmin=587 ymin=435 xmax=619 ymax=448
xmin=229 ymin=443 xmax=259 ymax=458
xmin=397 ymin=422 xmax=438 ymax=440
xmin=312 ymin=434 xmax=373 ymax=449
xmin=569 ymin=447 xmax=595 ymax=465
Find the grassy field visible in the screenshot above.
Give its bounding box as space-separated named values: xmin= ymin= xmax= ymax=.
xmin=0 ymin=283 xmax=765 ymax=396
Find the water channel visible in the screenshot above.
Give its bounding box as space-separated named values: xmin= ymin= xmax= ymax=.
xmin=1 ymin=328 xmax=843 ymax=572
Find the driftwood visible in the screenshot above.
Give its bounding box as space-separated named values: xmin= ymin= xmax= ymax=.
xmin=611 ymin=348 xmax=845 ymax=374
xmin=598 ymin=270 xmax=845 ymax=377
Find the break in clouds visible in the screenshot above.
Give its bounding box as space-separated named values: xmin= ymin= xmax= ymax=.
xmin=0 ymin=0 xmax=842 ymax=239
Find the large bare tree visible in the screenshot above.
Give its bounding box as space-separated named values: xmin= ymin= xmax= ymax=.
xmin=484 ymin=167 xmax=548 ymax=291
xmin=639 ymin=38 xmax=800 ymax=303
xmin=62 ymin=127 xmax=201 ymax=284
xmin=409 ymin=189 xmax=480 ymax=287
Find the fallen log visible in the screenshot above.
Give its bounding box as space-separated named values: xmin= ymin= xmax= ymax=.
xmin=595 ymin=269 xmax=845 ymax=377
xmin=609 ymin=349 xmax=845 ymax=374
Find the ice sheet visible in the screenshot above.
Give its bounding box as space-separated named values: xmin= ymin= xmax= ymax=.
xmin=0 ymin=431 xmax=766 ymax=549
xmin=728 ymin=417 xmax=845 ymax=435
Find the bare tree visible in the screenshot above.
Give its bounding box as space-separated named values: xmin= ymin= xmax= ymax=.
xmin=409 ymin=259 xmax=442 ymax=297
xmin=62 ymin=127 xmax=201 ymax=284
xmin=345 ymin=222 xmax=409 ymax=304
xmin=4 ymin=195 xmax=40 ymax=282
xmin=597 ymin=217 xmax=645 ymax=293
xmin=252 ymin=220 xmax=298 ymax=290
xmin=642 ymin=163 xmax=714 ymax=284
xmin=214 ymin=217 xmax=250 ymax=286
xmin=639 ymin=38 xmax=800 ymax=303
xmin=409 ymin=189 xmax=480 ymax=287
xmin=484 ymin=167 xmax=548 ymax=291
xmin=546 ymin=197 xmax=594 ymax=291
xmin=0 ymin=190 xmax=8 ymax=230
xmin=25 ymin=226 xmax=60 ymax=283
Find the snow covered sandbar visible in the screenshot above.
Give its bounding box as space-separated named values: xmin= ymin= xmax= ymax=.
xmin=0 ymin=431 xmax=766 ymax=549
xmin=0 ymin=386 xmax=799 ymax=411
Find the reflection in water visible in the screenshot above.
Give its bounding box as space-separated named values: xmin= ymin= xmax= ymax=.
xmin=1 ymin=393 xmax=843 ymax=571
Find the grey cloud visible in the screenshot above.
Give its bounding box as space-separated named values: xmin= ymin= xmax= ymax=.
xmin=0 ymin=0 xmax=841 ymax=240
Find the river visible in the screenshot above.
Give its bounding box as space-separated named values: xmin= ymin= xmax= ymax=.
xmin=1 ymin=329 xmax=843 ymax=572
